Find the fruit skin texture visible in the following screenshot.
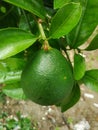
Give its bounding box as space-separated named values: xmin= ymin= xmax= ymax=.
xmin=21 ymin=48 xmax=74 ymax=105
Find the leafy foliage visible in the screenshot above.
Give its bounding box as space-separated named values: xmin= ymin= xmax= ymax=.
xmin=0 ymin=28 xmax=37 ymax=59
xmin=61 ymin=83 xmax=80 ymax=112
xmin=3 ymin=0 xmax=46 ymax=19
xmin=67 ymin=0 xmax=98 ymax=48
xmin=49 ymin=3 xmax=82 ymax=38
xmin=0 ymin=3 xmax=19 ymax=28
xmin=86 ymin=34 xmax=98 ymax=51
xmin=73 ymin=53 xmax=86 ymax=80
xmin=0 ymin=0 xmax=98 ymax=112
xmin=54 ymin=0 xmax=71 ymax=9
xmin=0 ymin=58 xmax=25 ymax=83
xmin=2 ymin=82 xmax=26 ymax=100
xmin=0 ymin=111 xmax=38 ymax=129
xmin=81 ymin=69 xmax=98 ymax=92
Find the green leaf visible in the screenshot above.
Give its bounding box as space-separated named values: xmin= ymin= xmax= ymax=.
xmin=68 ymin=0 xmax=98 ymax=48
xmin=0 ymin=58 xmax=25 ymax=84
xmin=0 ymin=4 xmax=19 ymax=28
xmin=54 ymin=0 xmax=71 ymax=9
xmin=49 ymin=3 xmax=82 ymax=39
xmin=81 ymin=69 xmax=98 ymax=92
xmin=73 ymin=54 xmax=86 ymax=80
xmin=61 ymin=83 xmax=80 ymax=112
xmin=2 ymin=82 xmax=26 ymax=100
xmin=3 ymin=0 xmax=46 ymax=19
xmin=0 ymin=28 xmax=37 ymax=59
xmin=19 ymin=15 xmax=31 ymax=32
xmin=86 ymin=34 xmax=98 ymax=51
xmin=0 ymin=6 xmax=6 ymax=13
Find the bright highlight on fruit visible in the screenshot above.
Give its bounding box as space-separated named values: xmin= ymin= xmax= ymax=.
xmin=21 ymin=48 xmax=74 ymax=105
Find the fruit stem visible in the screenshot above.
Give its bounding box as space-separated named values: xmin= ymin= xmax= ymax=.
xmin=38 ymin=19 xmax=46 ymax=40
xmin=37 ymin=19 xmax=50 ymax=50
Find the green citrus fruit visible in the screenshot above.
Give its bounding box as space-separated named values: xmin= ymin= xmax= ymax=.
xmin=21 ymin=48 xmax=74 ymax=105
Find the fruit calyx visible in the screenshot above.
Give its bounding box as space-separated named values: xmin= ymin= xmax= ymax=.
xmin=42 ymin=40 xmax=51 ymax=51
xmin=37 ymin=19 xmax=51 ymax=51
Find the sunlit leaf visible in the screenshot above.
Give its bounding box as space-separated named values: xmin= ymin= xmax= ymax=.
xmin=0 ymin=28 xmax=37 ymax=59
xmin=67 ymin=0 xmax=98 ymax=48
xmin=54 ymin=0 xmax=71 ymax=9
xmin=73 ymin=53 xmax=86 ymax=80
xmin=2 ymin=82 xmax=26 ymax=100
xmin=49 ymin=3 xmax=82 ymax=39
xmin=86 ymin=34 xmax=98 ymax=51
xmin=81 ymin=69 xmax=98 ymax=92
xmin=3 ymin=0 xmax=46 ymax=19
xmin=0 ymin=58 xmax=25 ymax=84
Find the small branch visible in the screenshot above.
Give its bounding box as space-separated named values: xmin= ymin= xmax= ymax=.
xmin=62 ymin=114 xmax=71 ymax=129
xmin=37 ymin=19 xmax=50 ymax=50
xmin=37 ymin=19 xmax=47 ymax=40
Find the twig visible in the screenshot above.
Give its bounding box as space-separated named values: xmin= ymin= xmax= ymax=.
xmin=62 ymin=114 xmax=71 ymax=129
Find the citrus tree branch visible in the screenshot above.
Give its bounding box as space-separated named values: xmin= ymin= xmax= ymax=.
xmin=37 ymin=19 xmax=50 ymax=50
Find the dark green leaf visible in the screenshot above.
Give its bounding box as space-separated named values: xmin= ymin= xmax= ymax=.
xmin=73 ymin=54 xmax=86 ymax=80
xmin=2 ymin=82 xmax=26 ymax=100
xmin=0 ymin=28 xmax=37 ymax=59
xmin=54 ymin=0 xmax=71 ymax=9
xmin=19 ymin=15 xmax=31 ymax=31
xmin=0 ymin=58 xmax=25 ymax=84
xmin=3 ymin=0 xmax=46 ymax=19
xmin=86 ymin=34 xmax=98 ymax=51
xmin=43 ymin=0 xmax=53 ymax=8
xmin=19 ymin=13 xmax=38 ymax=35
xmin=0 ymin=6 xmax=6 ymax=13
xmin=49 ymin=3 xmax=82 ymax=39
xmin=81 ymin=69 xmax=98 ymax=92
xmin=61 ymin=83 xmax=80 ymax=112
xmin=68 ymin=0 xmax=98 ymax=48
xmin=0 ymin=4 xmax=19 ymax=28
